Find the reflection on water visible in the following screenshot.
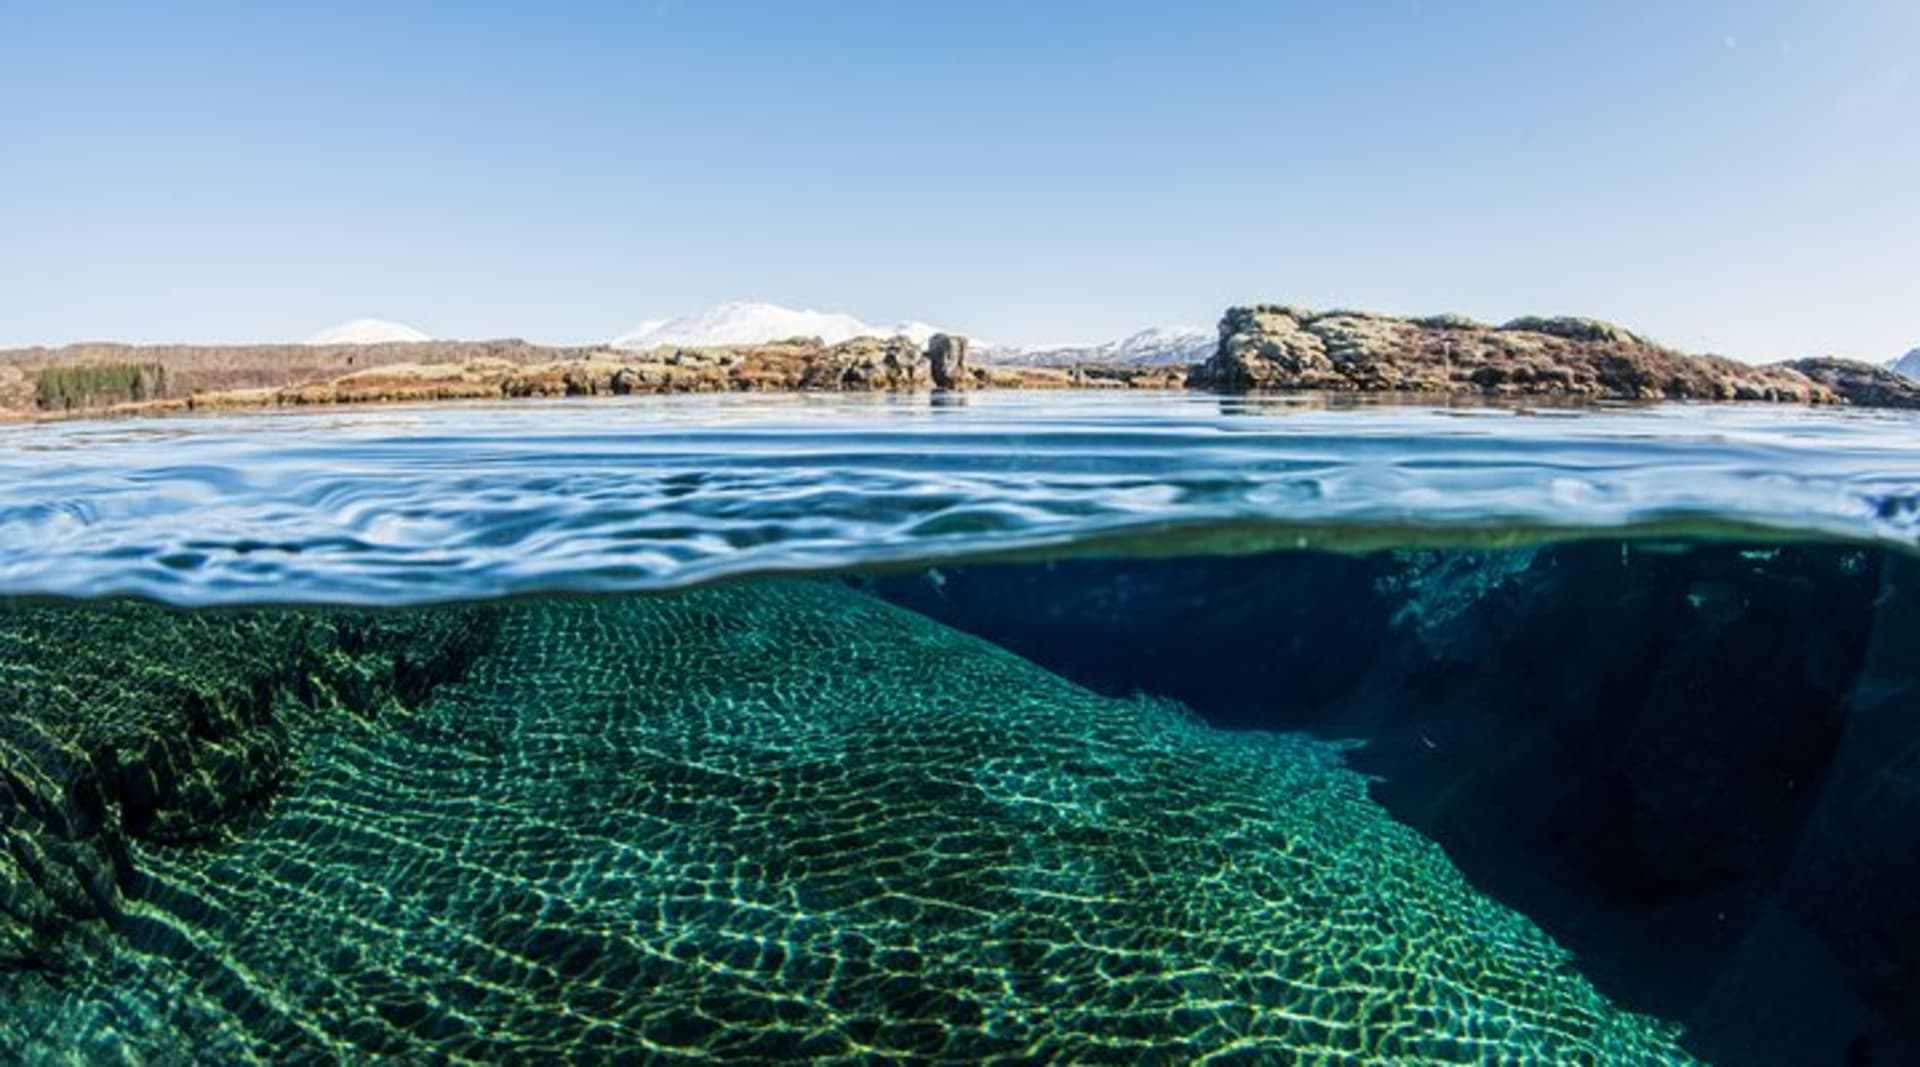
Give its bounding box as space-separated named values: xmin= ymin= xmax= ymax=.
xmin=0 ymin=394 xmax=1917 ymax=604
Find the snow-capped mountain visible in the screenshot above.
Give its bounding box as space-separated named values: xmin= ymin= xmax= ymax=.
xmin=605 ymin=302 xmax=1212 ymax=366
xmin=1892 ymin=346 xmax=1920 ymax=380
xmin=984 ymin=326 xmax=1215 ymax=367
xmin=303 ymin=319 xmax=431 ymax=345
xmin=611 ymin=302 xmax=950 ymax=350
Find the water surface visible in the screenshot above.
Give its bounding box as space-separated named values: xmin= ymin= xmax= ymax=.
xmin=1 ymin=393 xmax=1917 ymax=605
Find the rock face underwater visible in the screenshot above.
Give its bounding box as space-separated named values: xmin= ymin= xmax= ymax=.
xmin=0 ymin=581 xmax=1698 ymax=1063
xmin=0 ymin=603 xmax=499 ymax=969
xmin=873 ymin=543 xmax=1920 ymax=1066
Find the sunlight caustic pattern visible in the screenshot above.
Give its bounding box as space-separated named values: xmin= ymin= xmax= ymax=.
xmin=2 ymin=582 xmax=1696 ymax=1063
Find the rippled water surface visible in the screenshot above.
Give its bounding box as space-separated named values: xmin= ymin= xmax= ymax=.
xmin=1 ymin=393 xmax=1918 ymax=604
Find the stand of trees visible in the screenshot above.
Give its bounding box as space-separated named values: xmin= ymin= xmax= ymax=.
xmin=35 ymin=363 xmax=168 ymax=411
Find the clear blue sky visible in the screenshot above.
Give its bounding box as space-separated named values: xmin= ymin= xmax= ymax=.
xmin=2 ymin=1 xmax=1914 ymax=360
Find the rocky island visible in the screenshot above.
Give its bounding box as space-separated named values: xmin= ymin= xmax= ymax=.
xmin=3 ymin=304 xmax=1914 ymax=418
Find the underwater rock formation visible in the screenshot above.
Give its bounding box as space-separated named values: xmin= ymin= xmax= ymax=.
xmin=875 ymin=544 xmax=1920 ymax=1066
xmin=0 ymin=604 xmax=498 ymax=971
xmin=0 ymin=583 xmax=1695 ymax=1063
xmin=1356 ymin=544 xmax=1920 ymax=1066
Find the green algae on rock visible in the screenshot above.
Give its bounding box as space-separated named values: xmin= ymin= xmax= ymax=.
xmin=3 ymin=583 xmax=1699 ymax=1063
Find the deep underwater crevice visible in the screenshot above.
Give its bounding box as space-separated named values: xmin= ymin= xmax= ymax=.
xmin=863 ymin=552 xmax=1405 ymax=730
xmin=1767 ymin=552 xmax=1920 ymax=1062
xmin=1359 ymin=543 xmax=1869 ymax=905
xmin=1346 ymin=544 xmax=1888 ymax=1066
xmin=869 ymin=543 xmax=1920 ymax=1067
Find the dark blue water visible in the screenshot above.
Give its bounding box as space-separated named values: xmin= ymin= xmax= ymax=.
xmin=1 ymin=395 xmax=1916 ymax=1065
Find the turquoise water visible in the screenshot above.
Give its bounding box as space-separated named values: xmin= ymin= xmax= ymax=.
xmin=2 ymin=396 xmax=1917 ymax=1065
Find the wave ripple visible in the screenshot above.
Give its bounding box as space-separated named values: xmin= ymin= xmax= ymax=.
xmin=2 ymin=394 xmax=1918 ymax=606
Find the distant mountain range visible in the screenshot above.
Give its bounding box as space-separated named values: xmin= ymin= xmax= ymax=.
xmin=297 ymin=303 xmax=1213 ymax=365
xmin=612 ymin=302 xmax=1210 ymax=366
xmin=980 ymin=326 xmax=1215 ymax=367
xmin=1891 ymin=346 xmax=1920 ymax=380
xmin=611 ymin=302 xmax=948 ymax=350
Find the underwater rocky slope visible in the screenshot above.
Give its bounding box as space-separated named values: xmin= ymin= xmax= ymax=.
xmin=0 ymin=581 xmax=1700 ymax=1063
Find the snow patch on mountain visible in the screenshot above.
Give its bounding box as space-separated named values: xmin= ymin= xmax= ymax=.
xmin=1891 ymin=346 xmax=1920 ymax=380
xmin=303 ymin=319 xmax=431 ymax=345
xmin=984 ymin=326 xmax=1215 ymax=367
xmin=606 ymin=302 xmax=1213 ymax=367
xmin=612 ymin=302 xmax=951 ymax=350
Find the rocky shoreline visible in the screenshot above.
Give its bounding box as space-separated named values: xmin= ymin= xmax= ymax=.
xmin=1195 ymin=305 xmax=1920 ymax=407
xmin=3 ymin=305 xmax=1914 ymax=418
